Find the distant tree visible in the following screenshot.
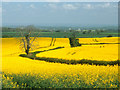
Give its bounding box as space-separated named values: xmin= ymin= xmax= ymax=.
xmin=107 ymin=35 xmax=112 ymax=37
xmin=100 ymin=30 xmax=104 ymax=32
xmin=82 ymin=31 xmax=86 ymax=34
xmin=64 ymin=36 xmax=67 ymax=38
xmin=71 ymin=31 xmax=78 ymax=38
xmin=88 ymin=30 xmax=92 ymax=34
xmin=96 ymin=30 xmax=100 ymax=34
xmin=55 ymin=30 xmax=61 ymax=32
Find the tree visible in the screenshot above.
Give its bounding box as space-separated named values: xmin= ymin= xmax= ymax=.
xmin=18 ymin=25 xmax=40 ymax=55
xmin=69 ymin=30 xmax=81 ymax=47
xmin=96 ymin=30 xmax=100 ymax=34
xmin=82 ymin=31 xmax=86 ymax=34
xmin=88 ymin=30 xmax=92 ymax=34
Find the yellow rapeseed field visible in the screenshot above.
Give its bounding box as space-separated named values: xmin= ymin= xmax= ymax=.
xmin=36 ymin=37 xmax=118 ymax=61
xmin=1 ymin=37 xmax=119 ymax=88
xmin=78 ymin=37 xmax=118 ymax=44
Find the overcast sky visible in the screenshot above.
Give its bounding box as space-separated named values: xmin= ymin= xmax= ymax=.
xmin=2 ymin=2 xmax=118 ymax=26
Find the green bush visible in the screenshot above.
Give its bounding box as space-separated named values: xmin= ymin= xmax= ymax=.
xmin=107 ymin=35 xmax=113 ymax=37
xmin=2 ymin=35 xmax=13 ymax=38
xmin=69 ymin=37 xmax=81 ymax=47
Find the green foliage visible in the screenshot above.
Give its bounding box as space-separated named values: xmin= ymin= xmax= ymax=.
xmin=2 ymin=72 xmax=119 ymax=88
xmin=69 ymin=30 xmax=81 ymax=47
xmin=2 ymin=35 xmax=13 ymax=38
xmin=2 ymin=26 xmax=119 ymax=38
xmin=107 ymin=35 xmax=113 ymax=37
xmin=69 ymin=37 xmax=81 ymax=47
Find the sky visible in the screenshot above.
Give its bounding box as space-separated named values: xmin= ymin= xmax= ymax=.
xmin=2 ymin=2 xmax=118 ymax=27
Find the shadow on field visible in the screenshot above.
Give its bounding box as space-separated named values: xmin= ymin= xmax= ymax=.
xmin=33 ymin=46 xmax=64 ymax=54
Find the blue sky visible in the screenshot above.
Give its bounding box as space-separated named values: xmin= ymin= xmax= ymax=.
xmin=2 ymin=2 xmax=118 ymax=26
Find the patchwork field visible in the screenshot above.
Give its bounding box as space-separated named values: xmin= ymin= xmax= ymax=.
xmin=1 ymin=37 xmax=119 ymax=88
xmin=36 ymin=44 xmax=118 ymax=61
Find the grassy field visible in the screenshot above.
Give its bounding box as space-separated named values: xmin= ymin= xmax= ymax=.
xmin=1 ymin=37 xmax=119 ymax=88
xmin=2 ymin=30 xmax=119 ymax=38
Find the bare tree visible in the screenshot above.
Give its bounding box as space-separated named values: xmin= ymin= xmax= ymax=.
xmin=18 ymin=25 xmax=40 ymax=55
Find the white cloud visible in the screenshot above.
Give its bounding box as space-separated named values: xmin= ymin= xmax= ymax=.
xmin=83 ymin=4 xmax=94 ymax=9
xmin=102 ymin=3 xmax=110 ymax=8
xmin=82 ymin=3 xmax=116 ymax=10
xmin=29 ymin=4 xmax=35 ymax=9
xmin=48 ymin=3 xmax=57 ymax=9
xmin=47 ymin=3 xmax=80 ymax=10
xmin=96 ymin=3 xmax=111 ymax=8
xmin=62 ymin=4 xmax=78 ymax=10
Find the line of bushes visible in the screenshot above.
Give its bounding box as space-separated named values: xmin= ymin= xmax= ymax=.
xmin=2 ymin=35 xmax=13 ymax=38
xmin=19 ymin=54 xmax=119 ymax=66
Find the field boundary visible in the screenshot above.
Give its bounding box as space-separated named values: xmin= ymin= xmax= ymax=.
xmin=19 ymin=53 xmax=119 ymax=66
xmin=81 ymin=43 xmax=120 ymax=45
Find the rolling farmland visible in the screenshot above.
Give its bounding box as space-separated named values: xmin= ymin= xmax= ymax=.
xmin=1 ymin=37 xmax=119 ymax=88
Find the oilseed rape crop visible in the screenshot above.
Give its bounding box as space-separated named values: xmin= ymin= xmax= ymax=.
xmin=36 ymin=37 xmax=118 ymax=61
xmin=1 ymin=37 xmax=119 ymax=88
xmin=36 ymin=44 xmax=118 ymax=61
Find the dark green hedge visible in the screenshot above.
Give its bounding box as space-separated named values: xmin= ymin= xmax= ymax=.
xmin=19 ymin=54 xmax=119 ymax=66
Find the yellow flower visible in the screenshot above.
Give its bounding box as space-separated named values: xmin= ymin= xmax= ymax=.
xmin=7 ymin=77 xmax=9 ymax=80
xmin=22 ymin=83 xmax=24 ymax=86
xmin=11 ymin=82 xmax=13 ymax=85
xmin=17 ymin=85 xmax=19 ymax=87
xmin=1 ymin=37 xmax=119 ymax=88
